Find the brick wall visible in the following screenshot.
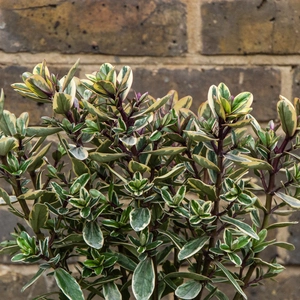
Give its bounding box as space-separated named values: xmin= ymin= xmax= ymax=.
xmin=1 ymin=0 xmax=300 ymax=299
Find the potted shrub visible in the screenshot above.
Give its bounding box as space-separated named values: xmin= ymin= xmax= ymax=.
xmin=0 ymin=60 xmax=299 ymax=300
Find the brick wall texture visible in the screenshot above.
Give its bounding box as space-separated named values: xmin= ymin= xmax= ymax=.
xmin=1 ymin=0 xmax=300 ymax=299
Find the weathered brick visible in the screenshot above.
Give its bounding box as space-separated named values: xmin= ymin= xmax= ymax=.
xmin=132 ymin=67 xmax=281 ymax=121
xmin=0 ymin=208 xmax=28 ymax=263
xmin=201 ymin=0 xmax=300 ymax=55
xmin=287 ymin=211 xmax=300 ymax=264
xmin=0 ymin=265 xmax=58 ymax=299
xmin=0 ymin=0 xmax=187 ymax=56
xmin=0 ymin=65 xmax=69 ymax=124
xmin=292 ymin=66 xmax=300 ymax=98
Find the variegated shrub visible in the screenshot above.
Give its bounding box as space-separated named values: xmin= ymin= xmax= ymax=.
xmin=0 ymin=60 xmax=300 ymax=300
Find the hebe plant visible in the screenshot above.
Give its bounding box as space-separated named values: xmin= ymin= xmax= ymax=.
xmin=0 ymin=60 xmax=300 ymax=300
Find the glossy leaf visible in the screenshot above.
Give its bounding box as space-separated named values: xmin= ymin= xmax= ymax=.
xmin=225 ymin=153 xmax=273 ymax=171
xmin=164 ymin=272 xmax=210 ymax=281
xmin=83 ymin=221 xmax=104 ymax=249
xmin=175 ymin=280 xmax=202 ymax=300
xmin=69 ymin=146 xmax=89 ymax=160
xmin=187 ymin=178 xmax=216 ymax=200
xmin=215 ymin=261 xmax=247 ymax=300
xmin=117 ymin=66 xmax=133 ymax=101
xmin=26 ymin=126 xmax=62 ymax=137
xmin=53 ymin=92 xmax=74 ymax=114
xmin=25 ymin=75 xmax=52 ymax=98
xmin=128 ymin=160 xmax=150 ymax=173
xmin=130 ymin=208 xmax=151 ymax=232
xmin=153 ymin=165 xmax=185 ymax=184
xmin=220 ymin=216 xmax=259 ymax=240
xmin=143 ymin=146 xmax=186 ymax=156
xmin=132 ymin=258 xmax=155 ymax=300
xmin=0 ymin=110 xmax=17 ymax=136
xmin=54 ymin=268 xmax=84 ymax=300
xmin=27 ymin=143 xmax=51 ymax=172
xmin=231 ymin=92 xmax=253 ymax=114
xmin=178 ymin=236 xmax=210 ymax=260
xmin=277 ymin=96 xmax=297 ymax=137
xmin=89 ymin=152 xmax=128 ymax=163
xmin=133 ymin=93 xmax=172 ymax=118
xmin=184 ymin=130 xmax=217 ymax=142
xmin=275 ymin=192 xmax=300 ymax=209
xmin=103 ymin=282 xmax=122 ymax=300
xmin=173 ymin=95 xmax=193 ymax=112
xmin=81 ymin=99 xmax=110 ymax=121
xmin=61 ymin=59 xmax=80 ymax=92
xmin=0 ymin=137 xmax=18 ymax=156
xmin=93 ymin=80 xmax=116 ymax=96
xmin=29 ymin=203 xmax=49 ymax=234
xmin=192 ymin=154 xmax=220 ymax=172
xmin=21 ymin=267 xmax=47 ymax=292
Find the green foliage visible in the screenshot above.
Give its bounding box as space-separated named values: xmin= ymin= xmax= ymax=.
xmin=1 ymin=62 xmax=300 ymax=300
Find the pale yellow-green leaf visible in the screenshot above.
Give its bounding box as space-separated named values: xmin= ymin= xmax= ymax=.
xmin=89 ymin=152 xmax=128 ymax=163
xmin=71 ymin=158 xmax=90 ymax=176
xmin=19 ymin=189 xmax=45 ymax=200
xmin=192 ymin=154 xmax=220 ymax=172
xmin=173 ymin=96 xmax=193 ymax=112
xmin=187 ymin=178 xmax=216 ymax=200
xmin=53 ymin=92 xmax=73 ymax=114
xmin=61 ymin=58 xmax=80 ymax=92
xmin=142 ymin=146 xmax=186 ymax=156
xmin=214 ymin=98 xmax=226 ymax=120
xmin=26 ymin=127 xmax=62 ymax=137
xmin=25 ymin=74 xmax=52 ymax=98
xmin=0 ymin=89 xmax=4 ymax=119
xmin=153 ymin=165 xmax=185 ymax=184
xmin=27 ymin=143 xmax=52 ymax=172
xmin=231 ymin=92 xmax=253 ymax=114
xmin=0 ymin=137 xmax=18 ymax=156
xmin=81 ymin=99 xmax=110 ymax=121
xmin=117 ymin=66 xmax=133 ymax=101
xmin=207 ymin=85 xmax=218 ymax=118
xmin=93 ymin=80 xmax=116 ymax=96
xmin=225 ymin=153 xmax=273 ymax=171
xmin=133 ymin=94 xmax=172 ymax=118
xmin=277 ymin=96 xmax=297 ymax=137
xmin=225 ymin=118 xmax=252 ymax=128
xmin=128 ymin=161 xmax=151 ymax=173
xmin=218 ymin=83 xmax=231 ymax=100
xmin=197 ymin=101 xmax=212 ymax=120
xmin=33 ymin=60 xmax=51 ymax=78
xmin=10 ymin=89 xmax=52 ymax=103
xmin=275 ymin=192 xmax=300 ymax=209
xmin=0 ymin=110 xmax=17 ymax=136
xmin=184 ymin=130 xmax=217 ymax=142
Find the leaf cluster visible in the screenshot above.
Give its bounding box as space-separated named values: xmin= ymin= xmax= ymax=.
xmin=0 ymin=64 xmax=300 ymax=300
